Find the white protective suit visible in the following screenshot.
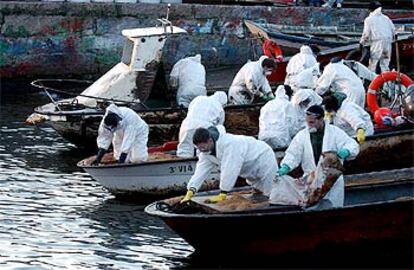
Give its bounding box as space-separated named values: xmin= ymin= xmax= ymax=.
xmin=316 ymin=60 xmax=366 ymax=108
xmin=187 ymin=128 xmax=278 ymax=196
xmin=97 ymin=104 xmax=148 ymax=163
xmin=258 ymin=85 xmax=297 ymax=149
xmin=360 ymin=7 xmax=395 ymax=72
xmin=177 ymin=92 xmax=228 ymax=158
xmin=289 ymin=63 xmax=320 ymax=93
xmin=169 ymin=54 xmax=207 ymax=107
xmin=291 ymin=89 xmax=323 ymax=134
xmin=285 ymin=45 xmax=318 ymax=88
xmin=272 ymin=124 xmax=359 ymax=207
xmin=332 ymin=100 xmax=374 ymax=137
xmin=228 ymin=56 xmax=272 ymax=105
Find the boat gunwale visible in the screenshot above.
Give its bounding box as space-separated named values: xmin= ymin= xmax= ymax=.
xmin=77 ymin=155 xmax=198 ymax=169
xmin=144 ymin=178 xmax=414 ymax=219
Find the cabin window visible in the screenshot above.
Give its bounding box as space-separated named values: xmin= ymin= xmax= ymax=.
xmin=121 ymin=38 xmax=134 ymax=66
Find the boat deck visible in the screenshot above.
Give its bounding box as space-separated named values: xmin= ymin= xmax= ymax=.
xmin=205 ymin=65 xmax=241 ymax=92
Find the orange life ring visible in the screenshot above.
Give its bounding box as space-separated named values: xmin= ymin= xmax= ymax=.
xmin=367 ymin=71 xmax=413 ymax=113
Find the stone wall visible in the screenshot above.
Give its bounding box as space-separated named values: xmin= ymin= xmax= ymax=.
xmin=0 ymin=1 xmax=412 ymax=79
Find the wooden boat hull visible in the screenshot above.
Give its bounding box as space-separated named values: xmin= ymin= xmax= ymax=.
xmin=145 ymin=168 xmax=414 ymax=258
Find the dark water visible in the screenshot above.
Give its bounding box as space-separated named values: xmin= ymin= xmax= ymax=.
xmin=0 ymin=90 xmax=193 ymax=269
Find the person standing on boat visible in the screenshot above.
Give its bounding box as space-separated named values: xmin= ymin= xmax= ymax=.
xmin=180 ymin=126 xmax=278 ymax=204
xmin=228 ymin=56 xmax=276 ymax=105
xmin=169 ymin=54 xmax=207 ymax=108
xmin=272 ymin=105 xmax=359 ymax=208
xmin=315 ymin=57 xmax=366 ymax=108
xmin=290 ymin=88 xmax=323 ymax=135
xmin=360 ymin=1 xmax=395 ymax=73
xmin=323 ymin=93 xmax=374 ymax=144
xmin=270 ymin=105 xmax=359 ymax=207
xmin=177 ymin=91 xmax=228 ymax=158
xmin=93 ymin=104 xmax=149 ymax=164
xmin=258 ymin=85 xmax=298 ymax=149
xmin=284 ymin=45 xmax=320 ymax=91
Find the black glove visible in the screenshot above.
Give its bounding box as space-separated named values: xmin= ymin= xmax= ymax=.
xmin=92 ymin=148 xmax=106 ymax=165
xmin=118 ymin=152 xmax=128 ymax=164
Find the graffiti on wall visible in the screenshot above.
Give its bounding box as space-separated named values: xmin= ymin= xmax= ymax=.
xmin=1 ymin=3 xmax=412 ymax=79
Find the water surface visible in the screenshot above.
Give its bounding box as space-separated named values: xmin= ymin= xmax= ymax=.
xmin=0 ymin=90 xmax=193 ymax=270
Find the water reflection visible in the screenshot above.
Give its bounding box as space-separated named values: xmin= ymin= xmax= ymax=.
xmin=0 ymin=91 xmax=192 ymax=269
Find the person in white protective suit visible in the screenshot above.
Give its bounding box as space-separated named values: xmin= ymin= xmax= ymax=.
xmin=289 ymin=63 xmax=320 ymax=93
xmin=258 ymin=85 xmax=297 ymax=149
xmin=323 ymin=93 xmax=374 ymax=144
xmin=284 ymin=45 xmax=320 ymax=89
xmin=180 ymin=126 xmax=279 ymax=204
xmin=169 ymin=54 xmax=207 ymax=107
xmin=93 ymin=104 xmax=148 ymax=164
xmin=315 ymin=58 xmax=366 ymax=108
xmin=360 ymin=1 xmax=395 ymax=73
xmin=271 ymin=105 xmax=359 ymax=208
xmin=228 ymin=56 xmax=276 ymax=105
xmin=177 ymin=91 xmax=228 ymax=158
xmin=291 ymin=88 xmax=323 ymax=135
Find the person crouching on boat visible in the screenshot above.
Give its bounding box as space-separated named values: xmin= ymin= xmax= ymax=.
xmin=271 ymin=105 xmax=359 ymax=208
xmin=180 ymin=126 xmax=278 ymax=204
xmin=258 ymin=85 xmax=298 ymax=149
xmin=169 ymin=54 xmax=207 ymax=108
xmin=323 ymin=93 xmax=374 ymax=144
xmin=360 ymin=1 xmax=395 ymax=73
xmin=177 ymin=91 xmax=228 ymax=158
xmin=228 ymin=56 xmax=276 ymax=105
xmin=316 ymin=57 xmax=366 ymax=109
xmin=284 ymin=44 xmax=319 ymax=90
xmin=93 ymin=104 xmax=149 ymax=165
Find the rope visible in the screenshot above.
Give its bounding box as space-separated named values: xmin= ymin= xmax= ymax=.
xmin=31 ymin=79 xmax=149 ymax=109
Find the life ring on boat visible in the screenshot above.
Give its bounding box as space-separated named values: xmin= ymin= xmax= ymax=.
xmin=366 ymin=71 xmax=413 ymax=113
xmin=262 ymin=39 xmax=283 ymax=62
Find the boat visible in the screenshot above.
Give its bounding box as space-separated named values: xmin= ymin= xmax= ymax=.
xmin=244 ymin=19 xmax=414 ymax=71
xmin=77 ymin=141 xmax=221 ymax=202
xmin=145 ymin=167 xmax=414 ymax=259
xmin=244 ymin=19 xmax=414 ymax=50
xmin=25 ymin=10 xmax=189 ymax=147
xmin=78 ymin=125 xmax=414 ymax=200
xmin=24 ymin=12 xmax=262 ymax=148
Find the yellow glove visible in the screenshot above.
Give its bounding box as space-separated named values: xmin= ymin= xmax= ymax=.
xmin=180 ymin=190 xmax=194 ymax=203
xmin=205 ymin=192 xmax=227 ymax=204
xmin=356 ymin=128 xmax=366 ymax=144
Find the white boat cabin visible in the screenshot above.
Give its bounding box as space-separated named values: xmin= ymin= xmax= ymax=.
xmin=77 ymin=23 xmax=187 ymax=107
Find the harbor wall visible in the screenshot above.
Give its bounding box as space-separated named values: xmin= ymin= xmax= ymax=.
xmin=0 ymin=1 xmax=413 ymax=79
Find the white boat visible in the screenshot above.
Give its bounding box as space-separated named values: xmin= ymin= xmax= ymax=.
xmin=77 ymin=142 xmax=220 ymax=201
